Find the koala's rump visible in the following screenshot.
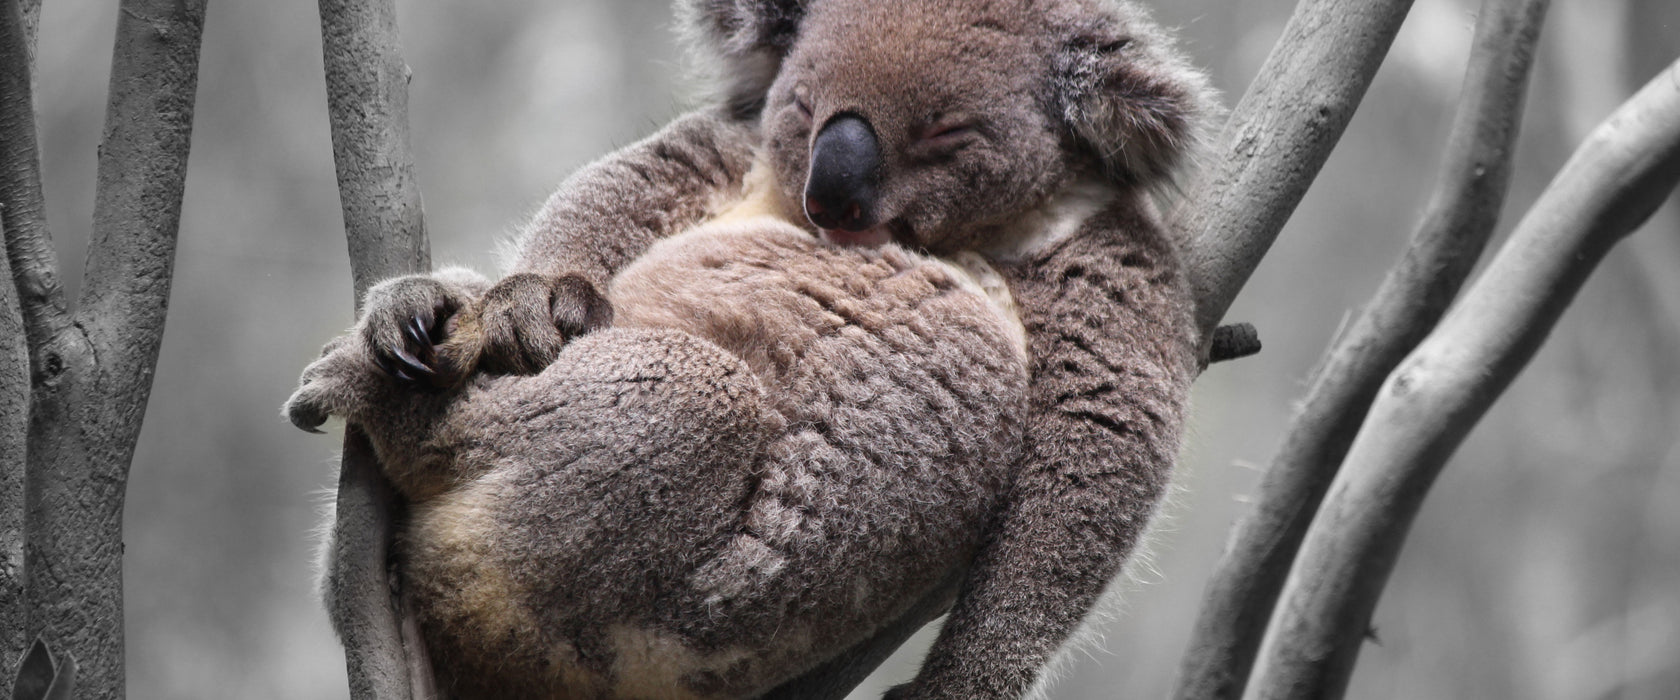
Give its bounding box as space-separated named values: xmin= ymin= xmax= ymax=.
xmin=408 ymin=220 xmax=1029 ymax=698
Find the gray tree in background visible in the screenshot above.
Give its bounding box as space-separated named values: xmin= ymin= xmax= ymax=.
xmin=2 ymin=0 xmax=208 ymax=698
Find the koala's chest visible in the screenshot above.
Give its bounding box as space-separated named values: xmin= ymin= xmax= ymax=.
xmin=605 ymin=218 xmax=1028 ymax=400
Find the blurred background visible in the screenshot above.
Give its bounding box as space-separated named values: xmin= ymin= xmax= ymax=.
xmin=21 ymin=0 xmax=1679 ymax=697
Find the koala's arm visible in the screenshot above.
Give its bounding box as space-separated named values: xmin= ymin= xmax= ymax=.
xmin=361 ymin=108 xmax=759 ymax=382
xmin=896 ymin=199 xmax=1198 ymax=699
xmin=509 ymin=106 xmax=759 ymax=287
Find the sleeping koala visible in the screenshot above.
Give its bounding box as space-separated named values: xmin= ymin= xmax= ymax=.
xmin=288 ymin=181 xmax=1032 ymax=697
xmin=292 ymin=0 xmax=1217 ymax=697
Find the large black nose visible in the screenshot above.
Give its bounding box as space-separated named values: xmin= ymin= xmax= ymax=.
xmin=805 ymin=113 xmax=881 ymax=232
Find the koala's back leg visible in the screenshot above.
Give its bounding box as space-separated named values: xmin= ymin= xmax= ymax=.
xmin=399 ymin=328 xmax=781 ymax=698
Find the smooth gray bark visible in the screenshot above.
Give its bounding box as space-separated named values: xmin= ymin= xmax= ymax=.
xmin=1170 ymin=1 xmax=1549 ymax=697
xmin=1172 ymin=0 xmax=1417 ymax=352
xmin=317 ymin=0 xmax=433 ymax=698
xmin=14 ymin=1 xmax=207 ymax=697
xmin=1250 ymin=57 xmax=1680 ymax=700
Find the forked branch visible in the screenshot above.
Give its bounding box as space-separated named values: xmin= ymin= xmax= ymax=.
xmin=3 ymin=0 xmax=207 ymax=695
xmin=1171 ymin=1 xmax=1550 ymax=697
xmin=14 ymin=2 xmax=207 ymax=697
xmin=1249 ymin=56 xmax=1680 ymax=700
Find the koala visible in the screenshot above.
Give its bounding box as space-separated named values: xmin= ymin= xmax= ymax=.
xmin=289 ymin=196 xmax=1032 ymax=697
xmin=291 ymin=0 xmax=1216 ymax=697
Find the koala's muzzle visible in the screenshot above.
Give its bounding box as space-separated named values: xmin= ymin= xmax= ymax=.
xmin=805 ymin=113 xmax=882 ymax=232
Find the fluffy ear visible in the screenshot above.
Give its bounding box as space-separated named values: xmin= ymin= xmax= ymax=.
xmin=1051 ymin=3 xmax=1218 ymax=186
xmin=678 ymin=0 xmax=809 ymax=119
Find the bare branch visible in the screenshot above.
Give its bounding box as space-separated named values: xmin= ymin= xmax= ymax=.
xmin=0 ymin=0 xmax=66 ymax=352
xmin=324 ymin=430 xmax=427 ymax=700
xmin=19 ymin=1 xmax=39 ymax=57
xmin=19 ymin=2 xmax=207 ymax=696
xmin=319 ymin=0 xmax=429 ymax=301
xmin=1172 ymin=0 xmax=1417 ymax=352
xmin=1250 ymin=57 xmax=1680 ymax=700
xmin=78 ymin=0 xmax=208 ymax=423
xmin=318 ymin=0 xmax=433 ymax=697
xmin=1170 ymin=1 xmax=1549 ymax=697
xmin=0 ymin=3 xmax=35 ymax=666
xmin=1 ymin=213 xmax=26 ymax=679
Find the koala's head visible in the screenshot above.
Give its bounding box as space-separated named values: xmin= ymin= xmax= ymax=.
xmin=682 ymin=0 xmax=1215 ymax=253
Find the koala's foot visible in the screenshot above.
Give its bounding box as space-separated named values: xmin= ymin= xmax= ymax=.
xmin=474 ymin=272 xmax=613 ymax=376
xmin=283 ymin=336 xmax=375 ymax=434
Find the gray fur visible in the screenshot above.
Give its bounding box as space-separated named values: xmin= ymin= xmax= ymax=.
xmin=289 ymin=0 xmax=1213 ymax=697
xmin=288 ymin=219 xmax=1029 ymax=697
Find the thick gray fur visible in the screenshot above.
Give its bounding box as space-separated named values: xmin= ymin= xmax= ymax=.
xmin=288 ymin=0 xmax=1215 ymax=697
xmin=289 ymin=219 xmax=1030 ymax=697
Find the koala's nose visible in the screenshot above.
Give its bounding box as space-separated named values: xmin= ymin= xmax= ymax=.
xmin=805 ymin=113 xmax=881 ymax=232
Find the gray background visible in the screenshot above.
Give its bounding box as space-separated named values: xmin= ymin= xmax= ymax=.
xmin=23 ymin=0 xmax=1680 ymax=697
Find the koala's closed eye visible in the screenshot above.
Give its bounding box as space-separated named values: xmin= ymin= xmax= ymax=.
xmin=917 ymin=116 xmax=982 ymax=151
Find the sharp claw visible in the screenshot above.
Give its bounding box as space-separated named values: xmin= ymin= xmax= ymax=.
xmin=404 ymin=315 xmax=428 ymax=346
xmin=391 ymin=345 xmax=436 ymax=377
xmin=391 ymin=365 xmax=416 ymax=383
xmin=405 ymin=315 xmax=442 ymax=366
xmin=421 ymin=306 xmax=448 ymax=344
xmin=373 ymin=352 xmax=403 ymax=381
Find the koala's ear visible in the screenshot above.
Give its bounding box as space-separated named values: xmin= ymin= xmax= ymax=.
xmin=678 ymin=0 xmax=809 ymax=119
xmin=1052 ymin=10 xmax=1217 ymax=185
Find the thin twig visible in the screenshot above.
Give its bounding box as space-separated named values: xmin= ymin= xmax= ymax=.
xmin=318 ymin=0 xmax=433 ymax=697
xmin=1171 ymin=0 xmax=1417 ymax=356
xmin=17 ymin=2 xmax=207 ymax=697
xmin=1250 ymin=57 xmax=1680 ymax=700
xmin=1170 ymin=1 xmax=1549 ymax=697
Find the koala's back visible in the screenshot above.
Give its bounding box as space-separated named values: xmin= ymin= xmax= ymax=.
xmin=403 ymin=219 xmax=1030 ymax=698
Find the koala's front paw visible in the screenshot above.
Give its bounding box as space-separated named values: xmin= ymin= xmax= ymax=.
xmin=359 ymin=275 xmax=478 ymax=389
xmin=475 ymin=273 xmax=613 ymax=376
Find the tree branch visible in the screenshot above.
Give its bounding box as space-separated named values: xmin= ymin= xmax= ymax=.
xmin=1249 ymin=57 xmax=1680 ymax=700
xmin=1 ymin=213 xmax=27 ymax=681
xmin=1170 ymin=1 xmax=1549 ymax=697
xmin=0 ymin=0 xmax=66 ymax=353
xmin=19 ymin=2 xmax=207 ymax=697
xmin=318 ymin=0 xmax=433 ymax=697
xmin=1171 ymin=0 xmax=1417 ymax=353
xmin=1 ymin=2 xmax=40 ymax=683
xmin=319 ymin=0 xmax=429 ymax=300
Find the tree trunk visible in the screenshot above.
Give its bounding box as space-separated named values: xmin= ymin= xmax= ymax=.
xmin=1 ymin=0 xmax=207 ymax=695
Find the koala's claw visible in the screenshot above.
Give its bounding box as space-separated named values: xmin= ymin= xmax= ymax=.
xmin=371 ymin=311 xmax=452 ymax=389
xmin=357 ymin=274 xmax=474 ymax=389
xmin=393 ymin=315 xmax=440 ymax=378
